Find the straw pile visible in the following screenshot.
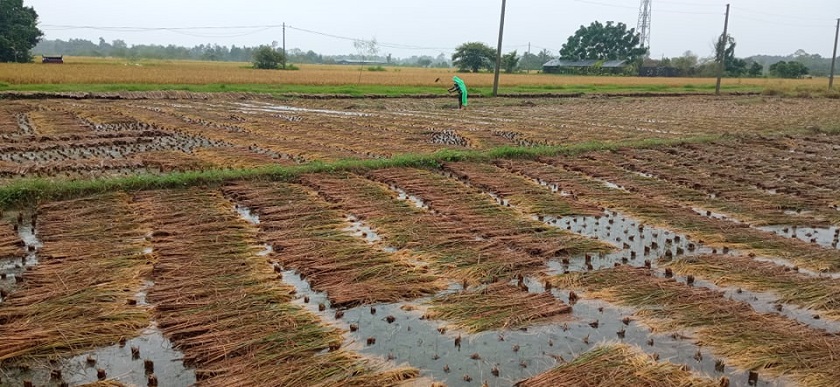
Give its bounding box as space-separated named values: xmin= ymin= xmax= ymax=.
xmin=554 ymin=266 xmax=840 ymax=386
xmin=516 ymin=344 xmax=720 ymax=387
xmin=223 ymin=181 xmax=443 ymax=307
xmin=134 ymin=187 xmax=418 ymax=386
xmin=425 ymin=283 xmax=571 ymax=332
xmin=0 ymin=193 xmax=149 ymax=363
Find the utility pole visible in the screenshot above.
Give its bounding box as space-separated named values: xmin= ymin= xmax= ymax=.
xmin=715 ymin=4 xmax=730 ymax=96
xmin=282 ymin=23 xmax=287 ymax=69
xmin=492 ymin=0 xmax=507 ymax=97
xmin=830 ymin=18 xmax=839 ymax=90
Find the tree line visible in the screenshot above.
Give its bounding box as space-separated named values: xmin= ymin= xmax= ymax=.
xmin=3 ymin=0 xmax=831 ymax=79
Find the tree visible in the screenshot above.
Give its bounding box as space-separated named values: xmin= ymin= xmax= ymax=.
xmin=252 ymin=46 xmax=286 ymax=69
xmin=559 ymin=21 xmax=647 ymax=63
xmin=769 ymin=61 xmax=809 ymax=78
xmin=502 ymin=50 xmax=519 ymax=73
xmin=671 ymin=51 xmax=698 ymax=75
xmin=452 ymin=42 xmax=496 ymax=73
xmin=0 ymin=0 xmax=44 ymax=62
xmin=520 ymin=49 xmax=555 ymax=71
xmin=748 ymin=62 xmax=763 ymax=77
xmin=715 ymin=35 xmax=747 ymax=77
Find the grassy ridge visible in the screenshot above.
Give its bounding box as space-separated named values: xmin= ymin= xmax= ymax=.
xmin=0 ymin=137 xmax=716 ymax=209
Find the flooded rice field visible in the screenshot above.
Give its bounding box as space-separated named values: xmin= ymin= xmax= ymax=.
xmin=1 ymin=95 xmax=839 ymax=386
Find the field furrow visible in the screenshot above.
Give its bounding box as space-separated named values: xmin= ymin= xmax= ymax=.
xmin=133 ymin=188 xmax=418 ymax=386
xmin=223 ymin=181 xmax=443 ymax=307
xmin=553 ymin=266 xmax=840 ymax=386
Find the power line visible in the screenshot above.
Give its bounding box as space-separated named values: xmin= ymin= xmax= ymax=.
xmin=731 ymin=6 xmax=835 ymax=22
xmin=571 ymin=0 xmax=720 ymax=15
xmin=737 ymin=15 xmax=836 ymax=29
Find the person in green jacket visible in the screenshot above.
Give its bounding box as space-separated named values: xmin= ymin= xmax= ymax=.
xmin=447 ymin=76 xmax=468 ymax=109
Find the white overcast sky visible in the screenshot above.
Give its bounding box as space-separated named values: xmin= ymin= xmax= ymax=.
xmin=26 ymin=0 xmax=840 ymax=59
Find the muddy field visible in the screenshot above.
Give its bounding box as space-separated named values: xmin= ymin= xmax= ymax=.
xmin=1 ymin=95 xmax=839 ymax=387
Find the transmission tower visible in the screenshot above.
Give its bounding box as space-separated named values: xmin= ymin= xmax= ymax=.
xmin=637 ymin=0 xmax=652 ymax=50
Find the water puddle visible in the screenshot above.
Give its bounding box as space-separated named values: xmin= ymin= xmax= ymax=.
xmin=392 ymin=186 xmax=431 ymax=211
xmin=0 ymin=324 xmax=195 ymax=387
xmin=231 ymin=198 xmax=781 ymax=386
xmin=757 ymin=225 xmax=839 ymax=250
xmin=753 ymin=257 xmax=840 ymax=279
xmin=345 ymin=215 xmax=383 ymax=243
xmin=0 ymin=211 xmax=42 ymax=303
xmin=540 ymin=211 xmax=715 ymax=272
xmin=0 ymin=237 xmax=194 ymax=387
xmin=539 ymin=210 xmax=840 ymax=332
xmin=521 ymin=277 xmax=785 ymax=387
xmin=276 ymin=262 xmax=758 ymax=387
xmin=692 ymin=207 xmax=743 ymax=224
xmin=234 ymin=204 xmax=261 ymax=225
xmin=689 ymin=277 xmax=840 ymax=334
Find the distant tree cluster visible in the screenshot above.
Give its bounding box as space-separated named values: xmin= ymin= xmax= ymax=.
xmin=34 ymin=38 xmax=453 ymax=68
xmin=769 ymin=61 xmax=809 ymax=78
xmin=252 ymin=46 xmax=286 ymax=70
xmin=0 ymin=0 xmax=43 ymax=63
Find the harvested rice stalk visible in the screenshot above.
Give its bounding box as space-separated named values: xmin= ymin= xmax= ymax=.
xmin=553 ymin=266 xmax=840 ymax=386
xmin=134 ymin=188 xmax=418 ymax=386
xmin=516 ymin=343 xmax=720 ymax=387
xmin=561 ymin=151 xmax=824 ymax=227
xmin=223 ymin=181 xmax=443 ymax=307
xmin=0 ymin=220 xmax=24 ymax=258
xmin=503 ymin=158 xmax=840 ymax=272
xmin=444 ymin=161 xmax=603 ymax=217
xmin=0 ymin=193 xmax=149 ymax=363
xmin=669 ymin=255 xmax=840 ymax=320
xmin=366 ymin=167 xmax=610 ymax=260
xmin=78 ymin=381 xmax=127 ymax=387
xmin=425 ymin=283 xmax=571 ymax=333
xmin=301 ymin=172 xmax=572 ymax=283
xmin=608 ymin=143 xmax=840 ymax=224
xmin=26 ymin=108 xmax=92 ymax=137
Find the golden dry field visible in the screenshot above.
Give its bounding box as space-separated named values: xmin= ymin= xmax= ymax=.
xmin=1 ymin=93 xmax=840 ymax=387
xmin=0 ymin=56 xmax=830 ymax=94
